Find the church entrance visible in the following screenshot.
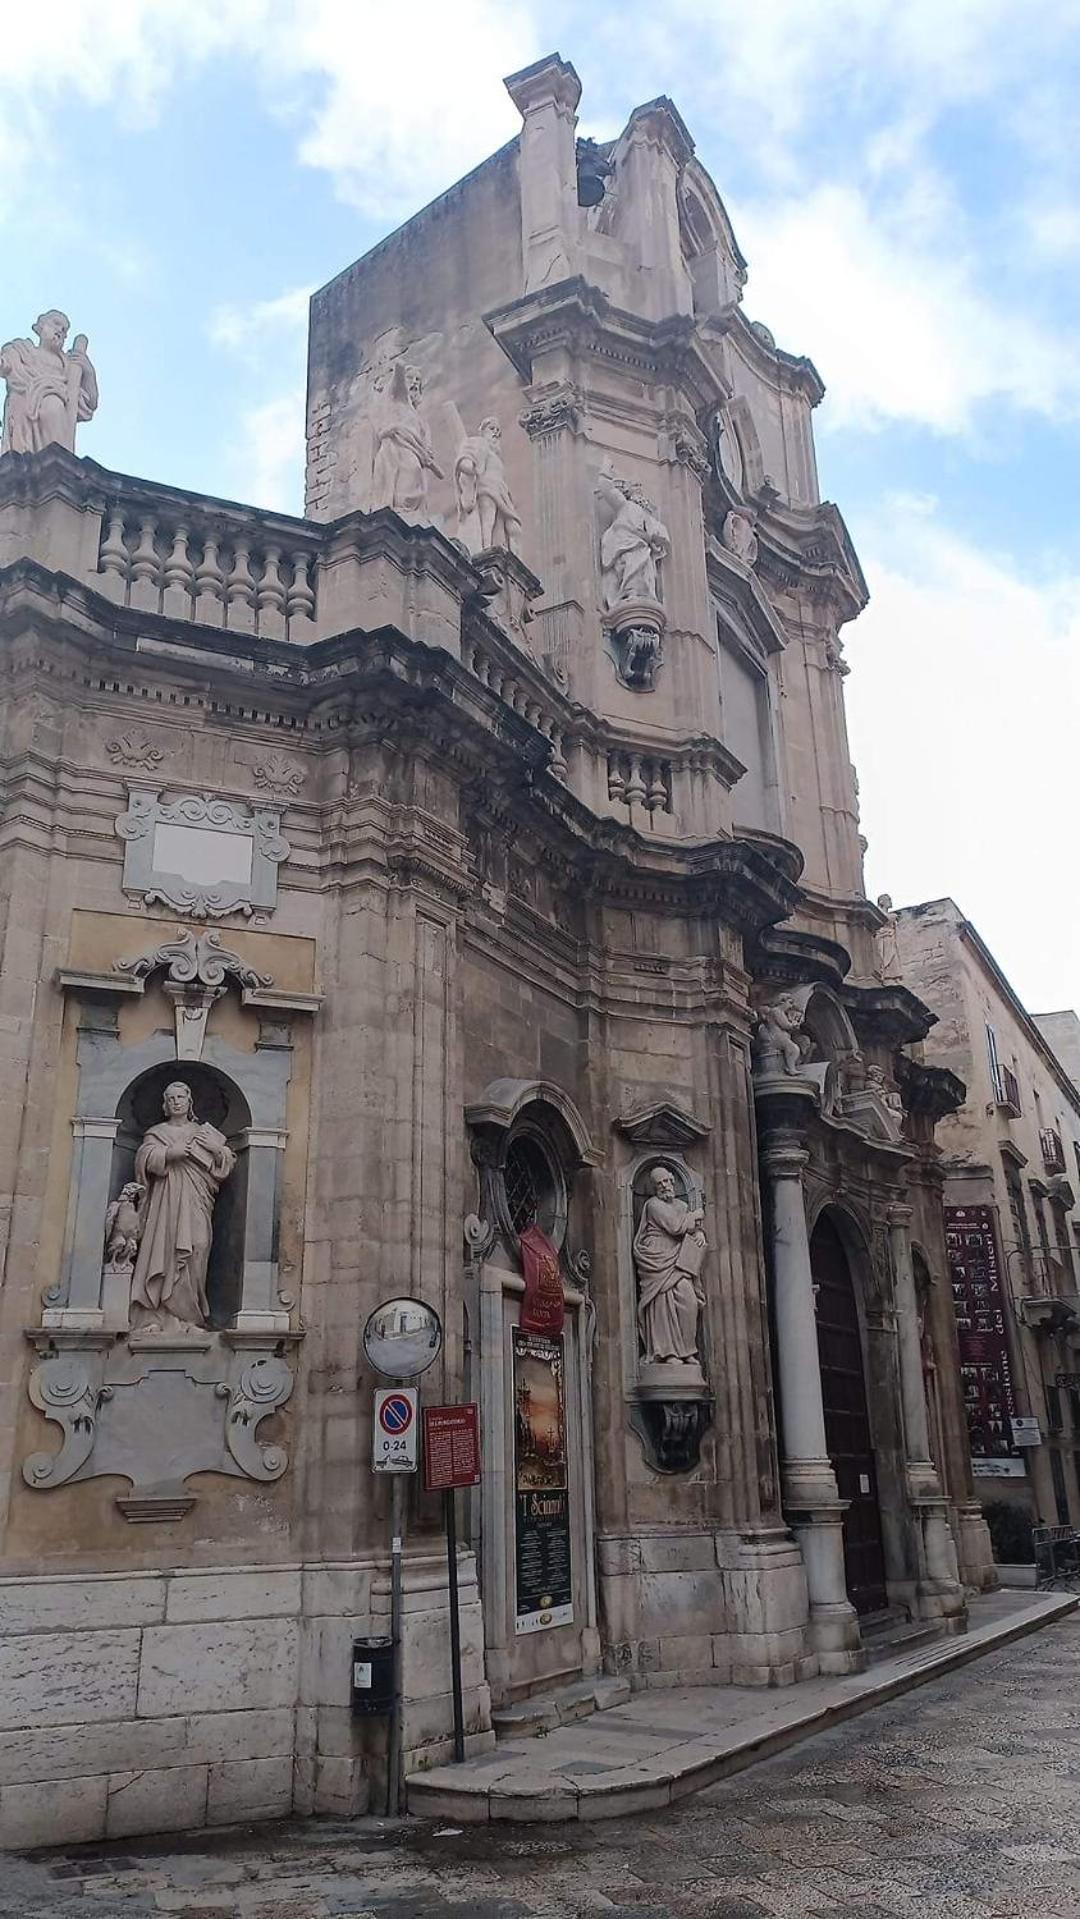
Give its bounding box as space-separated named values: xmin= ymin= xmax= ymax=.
xmin=811 ymin=1213 xmax=889 ymax=1615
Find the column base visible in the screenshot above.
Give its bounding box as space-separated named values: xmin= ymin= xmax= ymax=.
xmin=954 ymin=1500 xmax=998 ymax=1592
xmin=784 ymin=1496 xmax=865 ymax=1675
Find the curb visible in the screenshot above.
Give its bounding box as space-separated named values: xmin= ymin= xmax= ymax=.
xmin=407 ymin=1593 xmax=1078 ymax=1823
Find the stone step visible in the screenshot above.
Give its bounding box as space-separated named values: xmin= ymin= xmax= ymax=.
xmin=863 ymin=1616 xmax=948 ymax=1665
xmin=492 ymin=1674 xmax=632 ymax=1739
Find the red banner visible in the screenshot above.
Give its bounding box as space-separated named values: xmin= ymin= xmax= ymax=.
xmin=519 ymin=1224 xmax=565 ymax=1335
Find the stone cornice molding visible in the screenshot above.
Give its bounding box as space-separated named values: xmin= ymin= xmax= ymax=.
xmin=485 ymin=277 xmax=724 ymax=413
xmin=840 ymin=980 xmax=936 ymax=1047
xmin=747 ymin=923 xmax=849 ymax=989
xmin=622 ymin=96 xmax=696 ymax=170
xmin=893 ymin=1054 xmax=966 ymax=1120
xmin=708 ymin=548 xmax=788 ymax=659
xmin=711 ymin=310 xmax=825 ymax=408
xmin=753 ymin=499 xmax=868 ymax=624
xmin=504 ymin=51 xmax=582 ymax=117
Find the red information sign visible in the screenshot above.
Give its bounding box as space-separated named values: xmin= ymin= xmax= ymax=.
xmin=423 ymin=1403 xmax=481 ymax=1493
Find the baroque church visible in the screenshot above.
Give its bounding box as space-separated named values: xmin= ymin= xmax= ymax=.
xmin=0 ymin=55 xmax=993 ymax=1844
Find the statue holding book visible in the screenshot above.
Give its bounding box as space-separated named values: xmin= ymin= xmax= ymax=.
xmin=129 ymin=1080 xmax=235 ymax=1331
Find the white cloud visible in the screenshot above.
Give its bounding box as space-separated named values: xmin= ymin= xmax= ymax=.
xmin=209 ymin=286 xmax=313 ymax=352
xmin=846 ymin=499 xmax=1080 ymax=1009
xmin=230 ymin=388 xmax=305 ymax=513
xmin=734 ymin=184 xmax=1080 ymax=435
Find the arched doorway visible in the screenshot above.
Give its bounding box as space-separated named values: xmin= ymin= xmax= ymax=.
xmin=811 ymin=1213 xmax=889 ymax=1615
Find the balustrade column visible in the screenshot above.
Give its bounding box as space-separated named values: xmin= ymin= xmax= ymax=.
xmin=759 ymin=1129 xmax=863 ymax=1673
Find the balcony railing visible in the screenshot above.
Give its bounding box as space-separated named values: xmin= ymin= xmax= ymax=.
xmin=994 ymin=1064 xmax=1022 ymax=1116
xmin=1041 ymin=1127 xmax=1067 ymax=1176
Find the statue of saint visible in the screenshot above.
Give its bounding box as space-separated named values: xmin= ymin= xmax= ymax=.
xmin=595 ymin=464 xmax=670 ymax=609
xmin=370 ymin=363 xmax=443 ymax=516
xmin=129 ymin=1081 xmax=235 ymax=1331
xmin=1 ymin=310 xmax=98 ymax=455
xmin=875 ymin=894 xmax=903 ymax=982
xmin=633 ymin=1166 xmax=707 ymax=1366
xmin=454 ymin=417 xmax=521 ymax=552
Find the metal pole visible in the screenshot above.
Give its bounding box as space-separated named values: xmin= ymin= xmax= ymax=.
xmin=386 ymin=1469 xmax=406 ymax=1816
xmin=445 ymin=1488 xmax=465 ymax=1763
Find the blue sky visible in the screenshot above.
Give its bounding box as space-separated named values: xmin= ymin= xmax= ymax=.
xmin=3 ymin=1 xmax=1078 ymax=1012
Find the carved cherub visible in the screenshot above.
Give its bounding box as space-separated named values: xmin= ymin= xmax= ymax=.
xmin=104 ymin=1182 xmax=145 ymax=1267
xmin=752 ymin=998 xmax=811 ymax=1077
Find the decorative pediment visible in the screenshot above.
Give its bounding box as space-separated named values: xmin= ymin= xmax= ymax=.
xmin=615 ymin=1101 xmax=710 ymax=1148
xmin=116 ymin=927 xmax=272 ymax=994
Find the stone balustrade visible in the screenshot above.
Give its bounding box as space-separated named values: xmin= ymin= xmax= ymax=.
xmin=96 ymin=503 xmax=318 ymax=642
xmin=607 ymin=749 xmax=674 ymax=820
xmin=462 ymin=626 xmax=569 ymax=782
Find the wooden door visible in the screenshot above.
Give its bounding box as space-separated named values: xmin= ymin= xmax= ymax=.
xmin=811 ymin=1214 xmax=889 ymax=1615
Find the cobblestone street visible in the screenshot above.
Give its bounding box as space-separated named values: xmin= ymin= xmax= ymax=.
xmin=5 ymin=1615 xmax=1080 ymax=1919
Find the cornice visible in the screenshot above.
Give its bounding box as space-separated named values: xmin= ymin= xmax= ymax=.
xmin=0 ymin=558 xmax=801 ymax=936
xmin=894 ymin=1054 xmax=967 ymax=1121
xmin=841 ymin=980 xmax=937 ymax=1047
xmin=484 ymin=277 xmax=725 ymax=413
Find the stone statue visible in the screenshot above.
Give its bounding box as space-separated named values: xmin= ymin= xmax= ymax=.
xmin=595 ymin=463 xmax=670 ymax=610
xmin=866 ymin=1063 xmax=903 ymax=1116
xmin=875 ymin=893 xmax=903 ymax=982
xmin=454 ymin=417 xmax=521 ymax=552
xmin=104 ymin=1182 xmax=145 ymax=1267
xmin=633 ymin=1166 xmax=707 ymax=1366
xmin=129 ymin=1081 xmax=235 ymax=1332
xmin=752 ymin=998 xmax=810 ymax=1078
xmin=721 ymin=509 xmax=758 ymax=565
xmin=370 ymin=362 xmax=443 ymax=516
xmin=1 ymin=310 xmax=98 ymax=455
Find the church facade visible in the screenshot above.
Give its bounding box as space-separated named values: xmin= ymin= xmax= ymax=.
xmin=0 ymin=56 xmax=992 ymax=1847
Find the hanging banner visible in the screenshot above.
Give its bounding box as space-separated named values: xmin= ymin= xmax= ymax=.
xmin=945 ymin=1205 xmax=1020 ymax=1467
xmin=512 ymin=1328 xmax=573 ymax=1635
xmin=518 ymin=1223 xmax=565 ymax=1335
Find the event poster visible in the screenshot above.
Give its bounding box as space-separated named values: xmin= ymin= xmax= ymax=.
xmin=512 ymin=1328 xmax=573 ymax=1635
xmin=944 ymin=1205 xmax=1021 ymax=1474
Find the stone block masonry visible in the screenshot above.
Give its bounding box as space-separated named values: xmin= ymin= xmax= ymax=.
xmin=0 ymin=1556 xmax=484 ymax=1847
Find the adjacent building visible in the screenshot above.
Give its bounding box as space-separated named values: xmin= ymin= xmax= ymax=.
xmin=892 ymin=900 xmax=1080 ymax=1531
xmin=0 ymin=56 xmax=992 ymax=1847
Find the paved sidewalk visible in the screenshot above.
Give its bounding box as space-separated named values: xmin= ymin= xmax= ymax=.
xmin=408 ymin=1589 xmax=1075 ymax=1822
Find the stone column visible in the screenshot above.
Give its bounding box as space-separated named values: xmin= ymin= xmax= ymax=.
xmin=234 ymin=1127 xmax=290 ymax=1334
xmin=759 ymin=1121 xmax=863 ymax=1673
xmin=46 ymin=1116 xmax=119 ymax=1328
xmin=888 ymin=1205 xmax=964 ymax=1619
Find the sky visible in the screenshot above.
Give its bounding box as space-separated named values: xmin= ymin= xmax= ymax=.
xmin=2 ymin=0 xmax=1078 ymax=1012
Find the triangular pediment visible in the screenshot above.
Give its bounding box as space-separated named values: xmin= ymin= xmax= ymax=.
xmin=615 ymin=1101 xmax=711 ymax=1147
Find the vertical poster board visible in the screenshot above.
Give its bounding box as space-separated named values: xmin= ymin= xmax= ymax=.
xmin=944 ymin=1205 xmax=1022 ymax=1476
xmin=512 ymin=1327 xmax=573 ymax=1634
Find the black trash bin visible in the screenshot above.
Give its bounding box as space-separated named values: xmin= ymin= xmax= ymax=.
xmin=351 ymin=1635 xmax=394 ymax=1715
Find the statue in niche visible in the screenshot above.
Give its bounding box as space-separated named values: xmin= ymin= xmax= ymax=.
xmin=129 ymin=1081 xmax=235 ymax=1332
xmin=866 ymin=1063 xmax=904 ymax=1117
xmin=370 ymin=362 xmax=443 ymax=516
xmin=454 ymin=417 xmax=521 ymax=553
xmin=753 ymin=997 xmax=812 ymax=1078
xmin=633 ymin=1165 xmax=707 ymax=1367
xmin=1 ymin=310 xmax=98 ymax=456
xmin=595 ymin=463 xmax=670 ymax=610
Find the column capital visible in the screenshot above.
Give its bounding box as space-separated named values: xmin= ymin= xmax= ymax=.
xmin=761 ymin=1140 xmax=809 ymax=1181
xmin=886 ymin=1204 xmax=914 ymax=1230
xmin=504 ymin=53 xmax=582 ymax=120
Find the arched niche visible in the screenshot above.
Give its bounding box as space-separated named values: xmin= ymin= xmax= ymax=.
xmin=51 ymin=1018 xmax=293 ymax=1335
xmin=466 ymin=1077 xmax=599 ymax=1271
xmin=111 ymin=1062 xmax=253 ymax=1329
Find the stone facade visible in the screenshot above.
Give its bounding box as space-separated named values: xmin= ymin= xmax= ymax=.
xmin=893 ymin=900 xmax=1080 ymax=1532
xmin=0 ymin=56 xmax=990 ymax=1848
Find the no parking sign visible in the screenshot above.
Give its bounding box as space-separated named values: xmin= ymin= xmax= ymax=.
xmin=372 ymin=1387 xmax=419 ymax=1473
